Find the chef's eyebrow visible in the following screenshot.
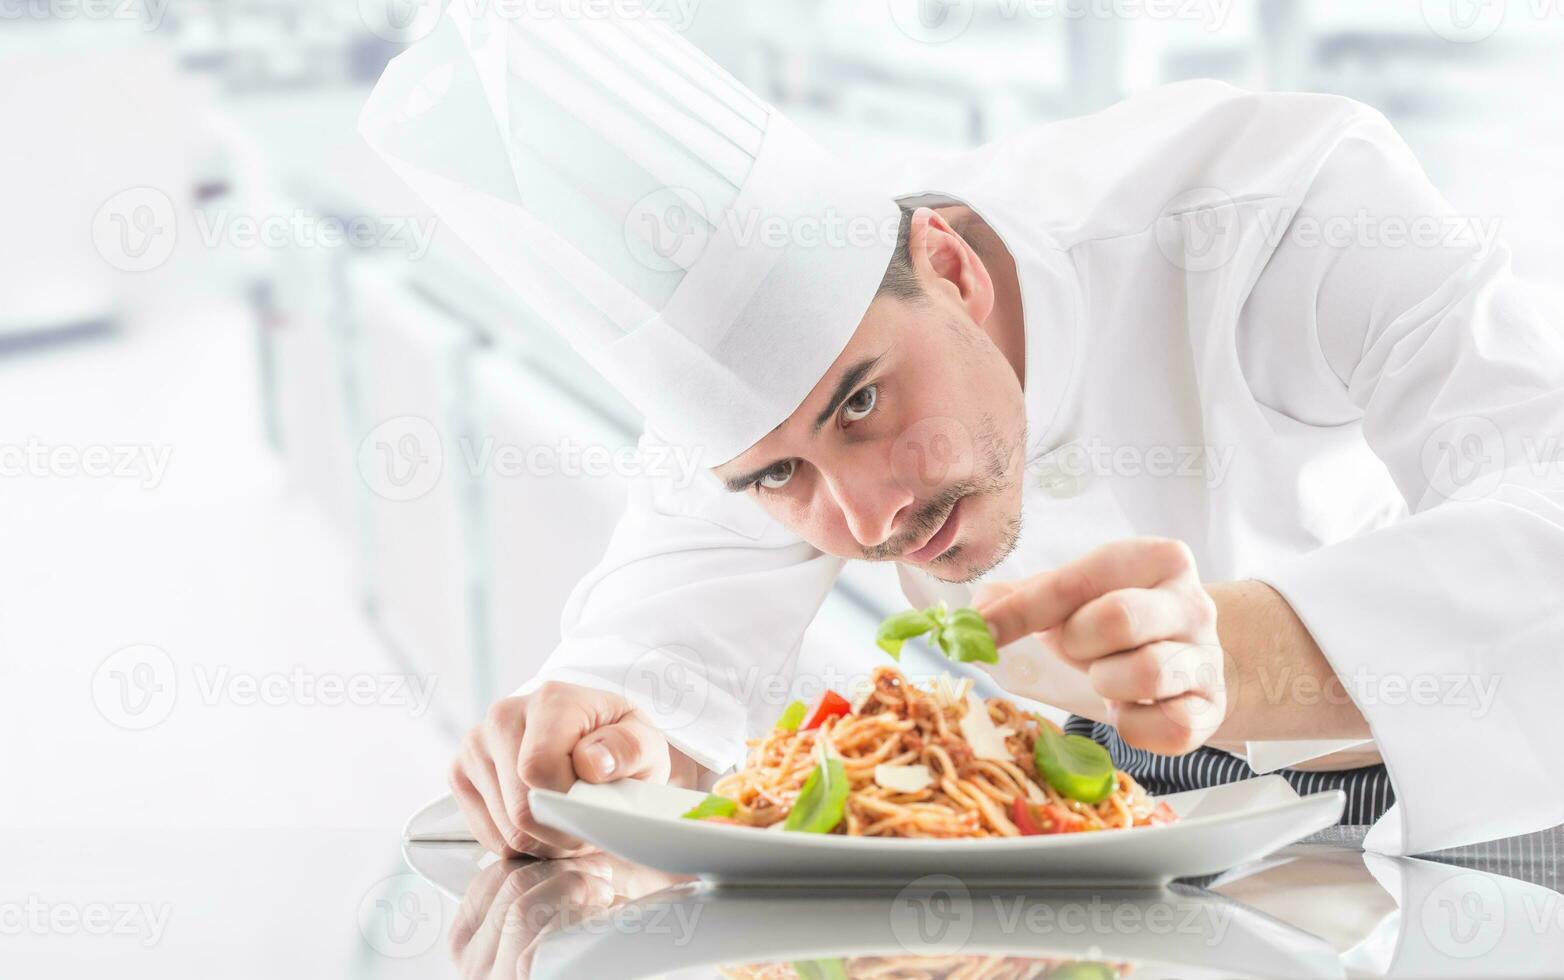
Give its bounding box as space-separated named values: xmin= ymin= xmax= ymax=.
xmin=812 ymin=354 xmax=882 ymax=434
xmin=722 ymin=466 xmax=775 ymax=493
xmin=720 ymin=353 xmax=885 ymax=493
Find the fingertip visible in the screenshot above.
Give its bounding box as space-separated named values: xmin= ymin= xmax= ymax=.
xmin=979 ymin=603 xmax=1018 ymax=649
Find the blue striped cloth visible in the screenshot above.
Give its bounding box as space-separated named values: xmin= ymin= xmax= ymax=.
xmin=1064 ymin=716 xmax=1396 ymax=826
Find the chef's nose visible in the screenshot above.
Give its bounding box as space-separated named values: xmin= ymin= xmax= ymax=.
xmin=822 ymin=456 xmax=914 ymax=549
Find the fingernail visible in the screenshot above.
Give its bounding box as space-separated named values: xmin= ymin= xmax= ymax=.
xmin=584 ymin=742 xmax=615 ymax=778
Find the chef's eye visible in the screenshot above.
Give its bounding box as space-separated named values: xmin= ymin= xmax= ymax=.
xmin=841 ymin=384 xmax=878 ymax=424
xmin=756 ymin=459 xmax=796 ymax=491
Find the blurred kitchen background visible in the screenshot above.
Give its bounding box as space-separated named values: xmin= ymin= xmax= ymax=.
xmin=3 ymin=4 xmax=1562 ymax=970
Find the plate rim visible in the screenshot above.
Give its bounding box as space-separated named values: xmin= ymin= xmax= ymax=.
xmin=529 ymin=779 xmax=1346 ymax=853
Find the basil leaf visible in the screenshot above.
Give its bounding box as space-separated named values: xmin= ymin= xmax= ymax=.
xmin=792 ymin=959 xmax=849 ymax=980
xmin=934 ymin=606 xmax=998 ymax=664
xmin=775 ymin=700 xmax=807 ymax=732
xmin=681 ymin=794 xmax=737 ymax=821
xmin=784 ymin=758 xmax=849 ymax=834
xmin=946 ymin=606 xmax=989 ymax=634
xmin=1033 ymin=725 xmax=1115 ymax=804
xmin=876 ymin=609 xmax=937 ymax=658
xmin=879 ymin=603 xmax=998 ymax=664
xmin=939 ymin=622 xmax=998 ymax=664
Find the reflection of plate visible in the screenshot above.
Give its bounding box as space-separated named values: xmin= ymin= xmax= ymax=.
xmin=527 ymin=775 xmax=1344 ymax=885
xmin=529 ymin=881 xmax=1345 ymax=980
xmin=400 ymin=838 xmax=490 ymax=902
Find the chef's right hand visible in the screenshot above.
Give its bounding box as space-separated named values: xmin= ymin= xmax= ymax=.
xmin=451 ymin=681 xmax=696 ymax=858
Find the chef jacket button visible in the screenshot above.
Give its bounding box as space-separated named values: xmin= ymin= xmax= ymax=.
xmin=1033 ymin=442 xmax=1090 ymax=498
xmin=1039 ymin=472 xmax=1089 ymax=498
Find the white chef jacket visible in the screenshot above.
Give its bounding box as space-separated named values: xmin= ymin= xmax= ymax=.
xmin=518 ymin=81 xmax=1564 ymax=856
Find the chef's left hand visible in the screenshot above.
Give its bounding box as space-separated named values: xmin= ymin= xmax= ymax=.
xmin=974 ymin=537 xmax=1230 ymax=756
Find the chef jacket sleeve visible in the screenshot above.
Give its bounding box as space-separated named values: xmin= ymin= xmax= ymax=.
xmin=1246 ymin=106 xmax=1564 ymax=853
xmin=512 ymin=428 xmax=844 ymax=775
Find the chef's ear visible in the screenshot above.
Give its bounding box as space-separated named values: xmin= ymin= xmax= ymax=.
xmin=905 ymin=207 xmax=995 ymax=325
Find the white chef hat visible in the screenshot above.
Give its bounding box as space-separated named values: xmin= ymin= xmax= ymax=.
xmin=358 ymin=2 xmax=902 ymax=465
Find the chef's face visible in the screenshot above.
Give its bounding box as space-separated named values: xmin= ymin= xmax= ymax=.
xmin=714 ymin=210 xmax=1027 ymax=583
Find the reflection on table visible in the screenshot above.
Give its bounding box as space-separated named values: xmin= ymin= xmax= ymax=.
xmin=406 ymin=827 xmax=1564 ymax=979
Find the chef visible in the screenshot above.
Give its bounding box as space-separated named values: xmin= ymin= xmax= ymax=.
xmin=361 ymin=2 xmax=1564 ymax=860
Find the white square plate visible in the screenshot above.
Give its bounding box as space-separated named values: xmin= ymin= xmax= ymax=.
xmin=526 ymin=774 xmax=1345 ymax=885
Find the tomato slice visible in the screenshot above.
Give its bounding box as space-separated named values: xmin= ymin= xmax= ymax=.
xmin=1040 ymin=803 xmax=1090 ymax=834
xmin=801 ymin=690 xmax=852 ymax=731
xmin=1142 ymin=801 xmax=1177 ymax=827
xmin=1011 ymin=796 xmax=1043 ymax=836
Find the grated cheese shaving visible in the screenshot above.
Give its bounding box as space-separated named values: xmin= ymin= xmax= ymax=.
xmin=873 ymin=763 xmax=934 ymax=794
xmin=959 ymin=691 xmax=1016 ymax=763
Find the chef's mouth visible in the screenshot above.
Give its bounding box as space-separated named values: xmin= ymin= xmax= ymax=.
xmin=900 ymin=495 xmax=968 ymax=564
